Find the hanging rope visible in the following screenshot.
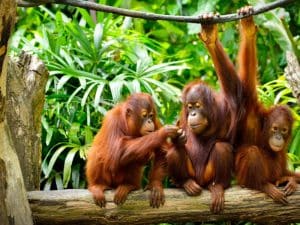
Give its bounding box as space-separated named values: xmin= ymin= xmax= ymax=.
xmin=17 ymin=0 xmax=295 ymax=24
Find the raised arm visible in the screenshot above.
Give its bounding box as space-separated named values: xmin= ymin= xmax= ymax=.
xmin=199 ymin=14 xmax=241 ymax=101
xmin=237 ymin=6 xmax=258 ymax=101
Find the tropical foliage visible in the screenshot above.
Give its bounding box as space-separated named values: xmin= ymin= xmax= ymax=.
xmin=10 ymin=0 xmax=300 ymax=190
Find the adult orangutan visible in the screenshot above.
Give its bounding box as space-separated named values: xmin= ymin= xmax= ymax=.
xmin=86 ymin=93 xmax=179 ymax=208
xmin=166 ymin=13 xmax=243 ymax=213
xmin=234 ymin=6 xmax=298 ymax=203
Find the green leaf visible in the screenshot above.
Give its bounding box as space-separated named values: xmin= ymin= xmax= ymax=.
xmin=157 ymin=20 xmax=185 ymax=37
xmin=59 ymin=49 xmax=73 ymax=67
xmin=125 ymin=79 xmax=141 ymax=93
xmin=139 ymin=80 xmax=161 ymax=107
xmin=57 ymin=75 xmax=71 ymax=90
xmin=60 ymin=67 xmax=105 ymax=82
xmin=71 ymin=164 xmax=81 ymax=188
xmin=42 ymin=116 xmax=54 ymax=146
xmin=109 ymin=80 xmax=124 ymax=103
xmin=84 ymin=126 xmax=94 ymax=144
xmin=66 ymin=22 xmax=95 ymax=59
xmin=263 ymin=19 xmax=292 ymax=53
xmin=142 ymin=61 xmax=188 ymax=77
xmin=46 ymin=48 xmax=69 ymax=67
xmin=94 ymin=23 xmax=104 ymax=49
xmin=43 ymin=173 xmax=55 ymax=191
xmin=67 ymin=86 xmax=83 ymax=105
xmin=274 ymin=89 xmax=292 ymax=104
xmin=143 ymin=77 xmax=181 ymax=101
xmin=86 ymin=104 xmax=91 ymax=126
xmin=94 ymin=83 xmax=105 ymax=107
xmin=46 ymin=127 xmax=54 ymax=146
xmin=197 ymin=0 xmax=219 ymax=13
xmin=290 ymin=128 xmax=300 ymax=155
xmin=81 ymin=83 xmax=97 ymax=107
xmin=79 ymin=144 xmax=90 ymax=160
xmin=69 ymin=123 xmax=81 ymax=144
xmin=78 ymin=8 xmax=95 ymax=28
xmin=42 ymin=116 xmax=49 ymax=130
xmin=63 ymin=148 xmax=80 ymax=188
xmin=55 ymin=173 xmax=63 ymax=190
xmin=44 ymin=145 xmax=70 ymax=178
xmin=188 ymin=0 xmax=219 ymax=34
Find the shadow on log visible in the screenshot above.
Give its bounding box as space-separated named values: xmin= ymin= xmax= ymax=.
xmin=28 ymin=186 xmax=300 ymax=225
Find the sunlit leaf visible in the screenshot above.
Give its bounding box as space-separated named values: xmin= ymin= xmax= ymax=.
xmin=63 ymin=148 xmax=80 ymax=188
xmin=66 ymin=22 xmax=95 ymax=58
xmin=94 ymin=23 xmax=103 ymax=49
xmin=109 ymin=80 xmax=124 ymax=103
xmin=84 ymin=126 xmax=94 ymax=144
xmin=139 ymin=80 xmax=161 ymax=107
xmin=125 ymin=79 xmax=141 ymax=93
xmin=44 ymin=145 xmax=70 ymax=178
xmin=69 ymin=123 xmax=81 ymax=144
xmin=81 ymin=83 xmax=97 ymax=107
xmin=46 ymin=127 xmax=54 ymax=146
xmin=187 ymin=0 xmax=219 ymax=35
xmin=43 ymin=173 xmax=55 ymax=191
xmin=57 ymin=76 xmax=71 ymax=90
xmin=94 ymin=83 xmax=105 ymax=107
xmin=60 ymin=49 xmax=73 ymax=66
xmin=78 ymin=8 xmax=95 ymax=28
xmin=157 ymin=20 xmax=185 ymax=36
xmin=55 ymin=173 xmax=63 ymax=190
xmin=67 ymin=86 xmax=83 ymax=105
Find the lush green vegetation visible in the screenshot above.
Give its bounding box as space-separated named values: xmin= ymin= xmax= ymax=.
xmin=10 ymin=0 xmax=300 ymax=192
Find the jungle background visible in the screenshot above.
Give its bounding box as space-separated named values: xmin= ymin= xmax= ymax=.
xmin=9 ymin=0 xmax=300 ymax=208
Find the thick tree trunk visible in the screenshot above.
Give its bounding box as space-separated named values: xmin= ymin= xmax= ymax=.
xmin=7 ymin=52 xmax=48 ymax=191
xmin=0 ymin=1 xmax=34 ymax=225
xmin=285 ymin=51 xmax=300 ymax=103
xmin=28 ymin=186 xmax=300 ymax=225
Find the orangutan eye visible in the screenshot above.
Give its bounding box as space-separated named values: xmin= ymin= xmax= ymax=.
xmin=195 ymin=102 xmax=202 ymax=108
xmin=187 ymin=103 xmax=193 ymax=109
xmin=149 ymin=112 xmax=154 ymax=119
xmin=282 ymin=128 xmax=288 ymax=134
xmin=272 ymin=126 xmax=278 ymax=132
xmin=141 ymin=111 xmax=147 ymax=118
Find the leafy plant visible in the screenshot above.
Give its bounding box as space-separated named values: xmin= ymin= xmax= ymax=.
xmin=10 ymin=1 xmax=300 ymax=191
xmin=13 ymin=6 xmax=188 ymax=189
xmin=258 ymin=76 xmax=300 ymax=171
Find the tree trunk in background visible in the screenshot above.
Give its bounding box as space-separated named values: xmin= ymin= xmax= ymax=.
xmin=285 ymin=51 xmax=300 ymax=103
xmin=0 ymin=0 xmax=34 ymax=224
xmin=7 ymin=52 xmax=48 ymax=191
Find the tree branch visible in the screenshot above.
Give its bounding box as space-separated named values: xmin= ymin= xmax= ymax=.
xmin=28 ymin=186 xmax=300 ymax=225
xmin=17 ymin=0 xmax=295 ymax=24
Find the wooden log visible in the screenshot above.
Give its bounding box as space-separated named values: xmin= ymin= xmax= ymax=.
xmin=7 ymin=52 xmax=48 ymax=191
xmin=0 ymin=0 xmax=34 ymax=224
xmin=28 ymin=186 xmax=300 ymax=225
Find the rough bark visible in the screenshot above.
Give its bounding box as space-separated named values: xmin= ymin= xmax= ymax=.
xmin=28 ymin=186 xmax=300 ymax=225
xmin=285 ymin=51 xmax=300 ymax=103
xmin=0 ymin=0 xmax=34 ymax=224
xmin=7 ymin=52 xmax=48 ymax=191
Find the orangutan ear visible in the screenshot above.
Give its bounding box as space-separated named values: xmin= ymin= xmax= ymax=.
xmin=126 ymin=108 xmax=133 ymax=117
